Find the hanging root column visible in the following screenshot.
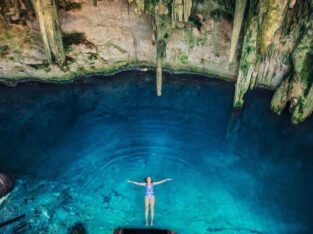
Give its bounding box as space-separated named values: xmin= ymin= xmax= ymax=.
xmin=229 ymin=0 xmax=247 ymax=63
xmin=156 ymin=38 xmax=166 ymax=97
xmin=156 ymin=57 xmax=163 ymax=96
xmin=31 ymin=0 xmax=65 ymax=64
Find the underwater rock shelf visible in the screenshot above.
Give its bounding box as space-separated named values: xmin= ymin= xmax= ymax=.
xmin=114 ymin=228 xmax=175 ymax=234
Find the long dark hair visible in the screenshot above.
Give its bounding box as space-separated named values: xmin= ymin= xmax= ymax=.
xmin=144 ymin=177 xmax=153 ymax=184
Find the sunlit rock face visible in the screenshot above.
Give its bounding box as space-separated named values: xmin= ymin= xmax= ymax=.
xmin=233 ymin=0 xmax=313 ymax=123
xmin=0 ymin=172 xmax=14 ymax=198
xmin=0 ymin=0 xmax=237 ymax=82
xmin=1 ymin=0 xmax=313 ymax=123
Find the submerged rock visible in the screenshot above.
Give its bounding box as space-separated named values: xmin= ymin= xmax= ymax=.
xmin=0 ymin=172 xmax=14 ymax=198
xmin=69 ymin=222 xmax=87 ymax=234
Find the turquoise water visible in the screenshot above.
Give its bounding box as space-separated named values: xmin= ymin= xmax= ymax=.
xmin=0 ymin=71 xmax=313 ymax=233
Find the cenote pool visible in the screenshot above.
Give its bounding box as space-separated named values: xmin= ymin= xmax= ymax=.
xmin=0 ymin=71 xmax=313 ymax=234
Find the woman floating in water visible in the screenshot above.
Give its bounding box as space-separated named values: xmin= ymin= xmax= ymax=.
xmin=127 ymin=176 xmax=171 ymax=226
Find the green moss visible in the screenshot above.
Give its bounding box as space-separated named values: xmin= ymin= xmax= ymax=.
xmin=28 ymin=63 xmax=51 ymax=72
xmin=196 ymin=37 xmax=201 ymax=46
xmin=4 ymin=31 xmax=14 ymax=40
xmin=291 ymin=98 xmax=305 ymax=124
xmin=143 ymin=0 xmax=164 ymax=16
xmin=87 ymin=53 xmax=98 ymax=60
xmin=187 ymin=29 xmax=195 ymax=49
xmin=189 ymin=15 xmax=203 ymax=28
xmin=180 ymin=54 xmax=189 ymax=64
xmin=136 ymin=0 xmax=145 ymax=13
xmin=233 ymin=98 xmax=244 ymax=108
xmin=271 ymin=105 xmax=282 ymax=115
xmin=65 ymin=2 xmax=81 ymax=11
xmin=301 ymin=53 xmax=313 ymax=96
xmin=202 ymin=33 xmax=208 ymax=46
xmin=0 ymin=45 xmax=9 ymax=56
xmin=210 ymin=9 xmax=233 ymax=21
xmin=13 ymin=65 xmax=25 ymax=73
xmin=281 ymin=52 xmax=291 ymax=64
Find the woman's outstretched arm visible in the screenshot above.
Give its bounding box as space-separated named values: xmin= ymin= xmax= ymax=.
xmin=127 ymin=180 xmax=146 ymax=186
xmin=153 ymin=178 xmax=172 ymax=185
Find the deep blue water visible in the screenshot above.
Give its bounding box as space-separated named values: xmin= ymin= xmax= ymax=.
xmin=0 ymin=71 xmax=313 ymax=234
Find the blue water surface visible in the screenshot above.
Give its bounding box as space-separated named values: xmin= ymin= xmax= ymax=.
xmin=0 ymin=71 xmax=313 ymax=234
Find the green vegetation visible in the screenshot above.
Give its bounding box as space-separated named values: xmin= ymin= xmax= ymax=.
xmin=180 ymin=54 xmax=189 ymax=64
xmin=301 ymin=53 xmax=313 ymax=96
xmin=0 ymin=45 xmax=9 ymax=56
xmin=187 ymin=29 xmax=195 ymax=49
xmin=58 ymin=1 xmax=82 ymax=11
xmin=28 ymin=63 xmax=50 ymax=72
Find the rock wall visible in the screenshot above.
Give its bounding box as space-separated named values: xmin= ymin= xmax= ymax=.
xmin=233 ymin=0 xmax=313 ymax=123
xmin=1 ymin=0 xmax=313 ymax=123
xmin=0 ymin=0 xmax=236 ymax=84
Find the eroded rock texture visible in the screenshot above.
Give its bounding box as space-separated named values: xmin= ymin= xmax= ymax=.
xmin=0 ymin=0 xmax=236 ymax=83
xmin=233 ymin=0 xmax=313 ymax=123
xmin=0 ymin=172 xmax=14 ymax=198
xmin=0 ymin=0 xmax=313 ymax=123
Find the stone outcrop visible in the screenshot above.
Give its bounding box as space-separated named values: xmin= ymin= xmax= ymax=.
xmin=233 ymin=0 xmax=290 ymax=108
xmin=0 ymin=172 xmax=14 ymax=198
xmin=233 ymin=0 xmax=313 ymax=123
xmin=271 ymin=18 xmax=313 ymax=123
xmin=0 ymin=0 xmax=236 ymax=83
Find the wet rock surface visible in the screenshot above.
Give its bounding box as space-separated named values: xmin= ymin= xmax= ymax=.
xmin=0 ymin=172 xmax=14 ymax=198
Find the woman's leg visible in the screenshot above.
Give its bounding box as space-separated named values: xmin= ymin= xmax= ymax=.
xmin=145 ymin=196 xmax=149 ymax=225
xmin=150 ymin=197 xmax=155 ymax=225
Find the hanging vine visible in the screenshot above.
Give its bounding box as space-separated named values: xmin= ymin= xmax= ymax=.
xmin=128 ymin=0 xmax=193 ymax=95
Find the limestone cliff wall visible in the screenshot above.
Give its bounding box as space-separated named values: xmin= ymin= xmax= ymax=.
xmin=0 ymin=0 xmax=236 ymax=83
xmin=233 ymin=0 xmax=313 ymax=124
xmin=1 ymin=0 xmax=313 ymax=123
